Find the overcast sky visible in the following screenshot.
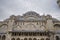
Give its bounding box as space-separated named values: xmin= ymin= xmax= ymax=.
xmin=0 ymin=0 xmax=60 ymax=21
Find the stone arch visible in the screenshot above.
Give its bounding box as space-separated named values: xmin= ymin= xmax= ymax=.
xmin=2 ymin=35 xmax=6 ymax=40
xmin=24 ymin=38 xmax=27 ymax=40
xmin=54 ymin=24 xmax=60 ymax=30
xmin=29 ymin=38 xmax=32 ymax=40
xmin=0 ymin=24 xmax=8 ymax=31
xmin=11 ymin=38 xmax=15 ymax=40
xmin=0 ymin=24 xmax=8 ymax=27
xmin=41 ymin=38 xmax=44 ymax=40
xmin=54 ymin=24 xmax=60 ymax=27
xmin=56 ymin=36 xmax=59 ymax=40
xmin=33 ymin=38 xmax=37 ymax=40
xmin=46 ymin=38 xmax=50 ymax=40
xmin=17 ymin=38 xmax=20 ymax=40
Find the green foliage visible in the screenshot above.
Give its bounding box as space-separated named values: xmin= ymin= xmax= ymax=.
xmin=57 ymin=0 xmax=60 ymax=4
xmin=57 ymin=0 xmax=60 ymax=7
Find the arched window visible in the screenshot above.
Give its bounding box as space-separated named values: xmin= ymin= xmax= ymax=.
xmin=33 ymin=38 xmax=37 ymax=40
xmin=56 ymin=36 xmax=59 ymax=40
xmin=29 ymin=38 xmax=32 ymax=40
xmin=46 ymin=38 xmax=50 ymax=40
xmin=54 ymin=24 xmax=60 ymax=27
xmin=2 ymin=35 xmax=6 ymax=40
xmin=24 ymin=38 xmax=27 ymax=40
xmin=11 ymin=38 xmax=15 ymax=40
xmin=17 ymin=38 xmax=20 ymax=40
xmin=41 ymin=38 xmax=44 ymax=40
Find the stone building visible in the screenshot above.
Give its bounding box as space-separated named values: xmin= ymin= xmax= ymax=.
xmin=0 ymin=11 xmax=60 ymax=40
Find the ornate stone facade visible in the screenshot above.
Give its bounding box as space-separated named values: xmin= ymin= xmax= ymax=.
xmin=0 ymin=11 xmax=60 ymax=40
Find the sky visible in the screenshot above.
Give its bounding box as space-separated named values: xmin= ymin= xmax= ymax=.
xmin=0 ymin=0 xmax=60 ymax=21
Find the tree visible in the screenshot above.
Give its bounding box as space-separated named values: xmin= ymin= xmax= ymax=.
xmin=57 ymin=0 xmax=60 ymax=7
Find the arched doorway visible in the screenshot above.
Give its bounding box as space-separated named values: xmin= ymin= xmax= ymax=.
xmin=33 ymin=38 xmax=37 ymax=40
xmin=29 ymin=38 xmax=32 ymax=40
xmin=56 ymin=36 xmax=59 ymax=40
xmin=46 ymin=38 xmax=50 ymax=40
xmin=2 ymin=35 xmax=6 ymax=40
xmin=11 ymin=38 xmax=15 ymax=40
xmin=41 ymin=38 xmax=44 ymax=40
xmin=24 ymin=38 xmax=27 ymax=40
xmin=17 ymin=38 xmax=20 ymax=40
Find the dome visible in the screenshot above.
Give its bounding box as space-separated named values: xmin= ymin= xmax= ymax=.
xmin=23 ymin=11 xmax=40 ymax=17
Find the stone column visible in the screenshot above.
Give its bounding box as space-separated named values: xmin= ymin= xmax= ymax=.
xmin=6 ymin=32 xmax=11 ymax=40
xmin=50 ymin=33 xmax=54 ymax=40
